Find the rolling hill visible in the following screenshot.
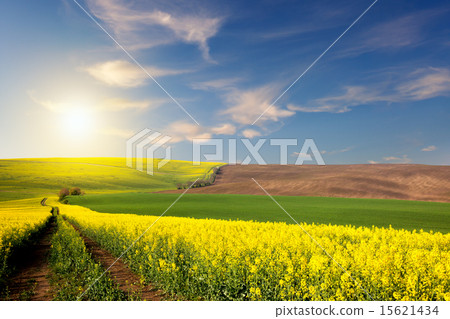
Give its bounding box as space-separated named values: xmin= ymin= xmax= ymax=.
xmin=162 ymin=164 xmax=450 ymax=202
xmin=0 ymin=158 xmax=221 ymax=201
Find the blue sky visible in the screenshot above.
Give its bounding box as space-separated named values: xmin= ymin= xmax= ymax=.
xmin=1 ymin=0 xmax=449 ymax=164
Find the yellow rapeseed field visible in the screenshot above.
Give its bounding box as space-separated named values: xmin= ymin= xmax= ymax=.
xmin=0 ymin=199 xmax=52 ymax=279
xmin=60 ymin=202 xmax=450 ymax=301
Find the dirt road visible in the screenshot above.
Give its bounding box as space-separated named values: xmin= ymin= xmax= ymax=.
xmin=67 ymin=220 xmax=163 ymax=301
xmin=6 ymin=219 xmax=55 ymax=301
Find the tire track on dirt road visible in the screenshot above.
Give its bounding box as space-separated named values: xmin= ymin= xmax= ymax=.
xmin=63 ymin=217 xmax=164 ymax=300
xmin=4 ymin=198 xmax=55 ymax=301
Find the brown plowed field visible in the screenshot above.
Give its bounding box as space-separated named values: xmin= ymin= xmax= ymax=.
xmin=162 ymin=164 xmax=450 ymax=202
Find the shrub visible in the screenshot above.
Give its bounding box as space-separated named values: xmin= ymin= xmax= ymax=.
xmin=186 ymin=181 xmax=194 ymax=188
xmin=69 ymin=187 xmax=82 ymax=196
xmin=193 ymin=180 xmax=201 ymax=188
xmin=58 ymin=188 xmax=70 ymax=201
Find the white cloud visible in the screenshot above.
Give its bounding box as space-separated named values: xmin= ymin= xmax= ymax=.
xmin=83 ymin=60 xmax=187 ymax=87
xmin=222 ymin=85 xmax=295 ymax=125
xmin=320 ymin=146 xmax=353 ymax=155
xmin=383 ymin=156 xmax=400 ymax=161
xmin=340 ymin=9 xmax=446 ymax=56
xmin=28 ymin=91 xmax=64 ymax=113
xmin=29 ymin=91 xmax=158 ymax=113
xmin=86 ymin=0 xmax=223 ymax=61
xmin=352 ymin=16 xmax=422 ymax=53
xmin=397 ymin=68 xmax=450 ymax=100
xmin=368 ymin=160 xmax=378 ymax=164
xmin=421 ymin=145 xmax=437 ymax=152
xmin=210 ymin=123 xmax=236 ymax=135
xmin=164 ymin=120 xmax=212 ymax=143
xmin=289 ymin=67 xmax=450 ymax=113
xmin=291 ymin=152 xmax=308 ymax=157
xmin=241 ymin=129 xmax=262 ymax=139
xmin=191 ymin=77 xmax=243 ymax=91
xmin=288 ymin=86 xmax=391 ymax=113
xmin=382 ymin=155 xmax=412 ymax=164
xmin=84 ymin=60 xmax=145 ymax=87
xmin=99 ymin=97 xmax=167 ymax=111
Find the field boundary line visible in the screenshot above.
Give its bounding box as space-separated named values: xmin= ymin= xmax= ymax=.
xmin=77 ymin=178 xmax=199 ymax=300
xmin=251 ymin=178 xmax=374 ymax=300
xmin=251 ymin=0 xmax=379 ymax=125
xmin=71 ymin=0 xmax=200 ymax=126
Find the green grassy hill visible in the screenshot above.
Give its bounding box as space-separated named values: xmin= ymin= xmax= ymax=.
xmin=3 ymin=158 xmax=449 ymax=233
xmin=67 ymin=192 xmax=450 ymax=233
xmin=0 ymin=158 xmax=222 ymax=201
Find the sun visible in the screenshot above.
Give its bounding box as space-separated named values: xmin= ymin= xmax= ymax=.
xmin=63 ymin=108 xmax=94 ymax=137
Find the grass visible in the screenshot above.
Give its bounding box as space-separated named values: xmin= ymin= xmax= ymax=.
xmin=2 ymin=157 xmax=449 ymax=233
xmin=0 ymin=158 xmax=222 ymax=201
xmin=67 ymin=193 xmax=450 ymax=233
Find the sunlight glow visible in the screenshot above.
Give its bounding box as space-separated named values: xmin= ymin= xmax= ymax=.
xmin=63 ymin=108 xmax=94 ymax=138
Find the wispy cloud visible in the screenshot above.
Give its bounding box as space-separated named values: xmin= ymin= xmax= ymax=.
xmin=253 ymin=1 xmax=357 ymax=41
xmin=191 ymin=77 xmax=243 ymax=91
xmin=222 ymin=85 xmax=295 ymax=125
xmin=241 ymin=129 xmax=262 ymax=139
xmin=289 ymin=67 xmax=450 ymax=113
xmin=28 ymin=91 xmax=65 ymax=113
xmin=339 ymin=8 xmax=447 ymax=56
xmin=99 ymin=97 xmax=167 ymax=111
xmin=83 ymin=60 xmax=188 ymax=87
xmin=287 ymin=86 xmax=387 ymax=113
xmin=368 ymin=160 xmax=378 ymax=164
xmin=321 ymin=146 xmax=354 ymax=155
xmin=210 ymin=123 xmax=236 ymax=135
xmin=160 ymin=120 xmax=239 ymax=143
xmin=291 ymin=152 xmax=310 ymax=158
xmin=86 ymin=0 xmax=223 ymax=61
xmin=163 ymin=120 xmax=212 ymax=143
xmin=28 ymin=91 xmax=161 ymax=113
xmin=382 ymin=155 xmax=412 ymax=164
xmin=397 ymin=67 xmax=450 ymax=100
xmin=421 ymin=145 xmax=437 ymax=152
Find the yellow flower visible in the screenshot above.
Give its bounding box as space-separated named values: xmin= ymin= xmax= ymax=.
xmin=393 ymin=292 xmax=402 ymax=300
xmin=55 ymin=200 xmax=450 ymax=301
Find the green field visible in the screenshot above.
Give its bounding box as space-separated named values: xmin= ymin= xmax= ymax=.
xmin=67 ymin=192 xmax=450 ymax=233
xmin=0 ymin=158 xmax=222 ymax=201
xmin=2 ymin=157 xmax=450 ymax=233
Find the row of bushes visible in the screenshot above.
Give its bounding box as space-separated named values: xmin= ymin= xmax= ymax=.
xmin=176 ymin=166 xmax=221 ymax=190
xmin=58 ymin=187 xmax=84 ymax=201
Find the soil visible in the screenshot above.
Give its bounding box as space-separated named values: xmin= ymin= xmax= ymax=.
xmin=5 ymin=197 xmax=163 ymax=301
xmin=5 ymin=219 xmax=56 ymax=301
xmin=160 ymin=164 xmax=450 ymax=202
xmin=66 ymin=220 xmax=163 ymax=301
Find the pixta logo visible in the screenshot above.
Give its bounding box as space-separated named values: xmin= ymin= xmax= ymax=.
xmin=126 ymin=129 xmax=172 ymax=175
xmin=192 ymin=138 xmax=325 ymax=165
